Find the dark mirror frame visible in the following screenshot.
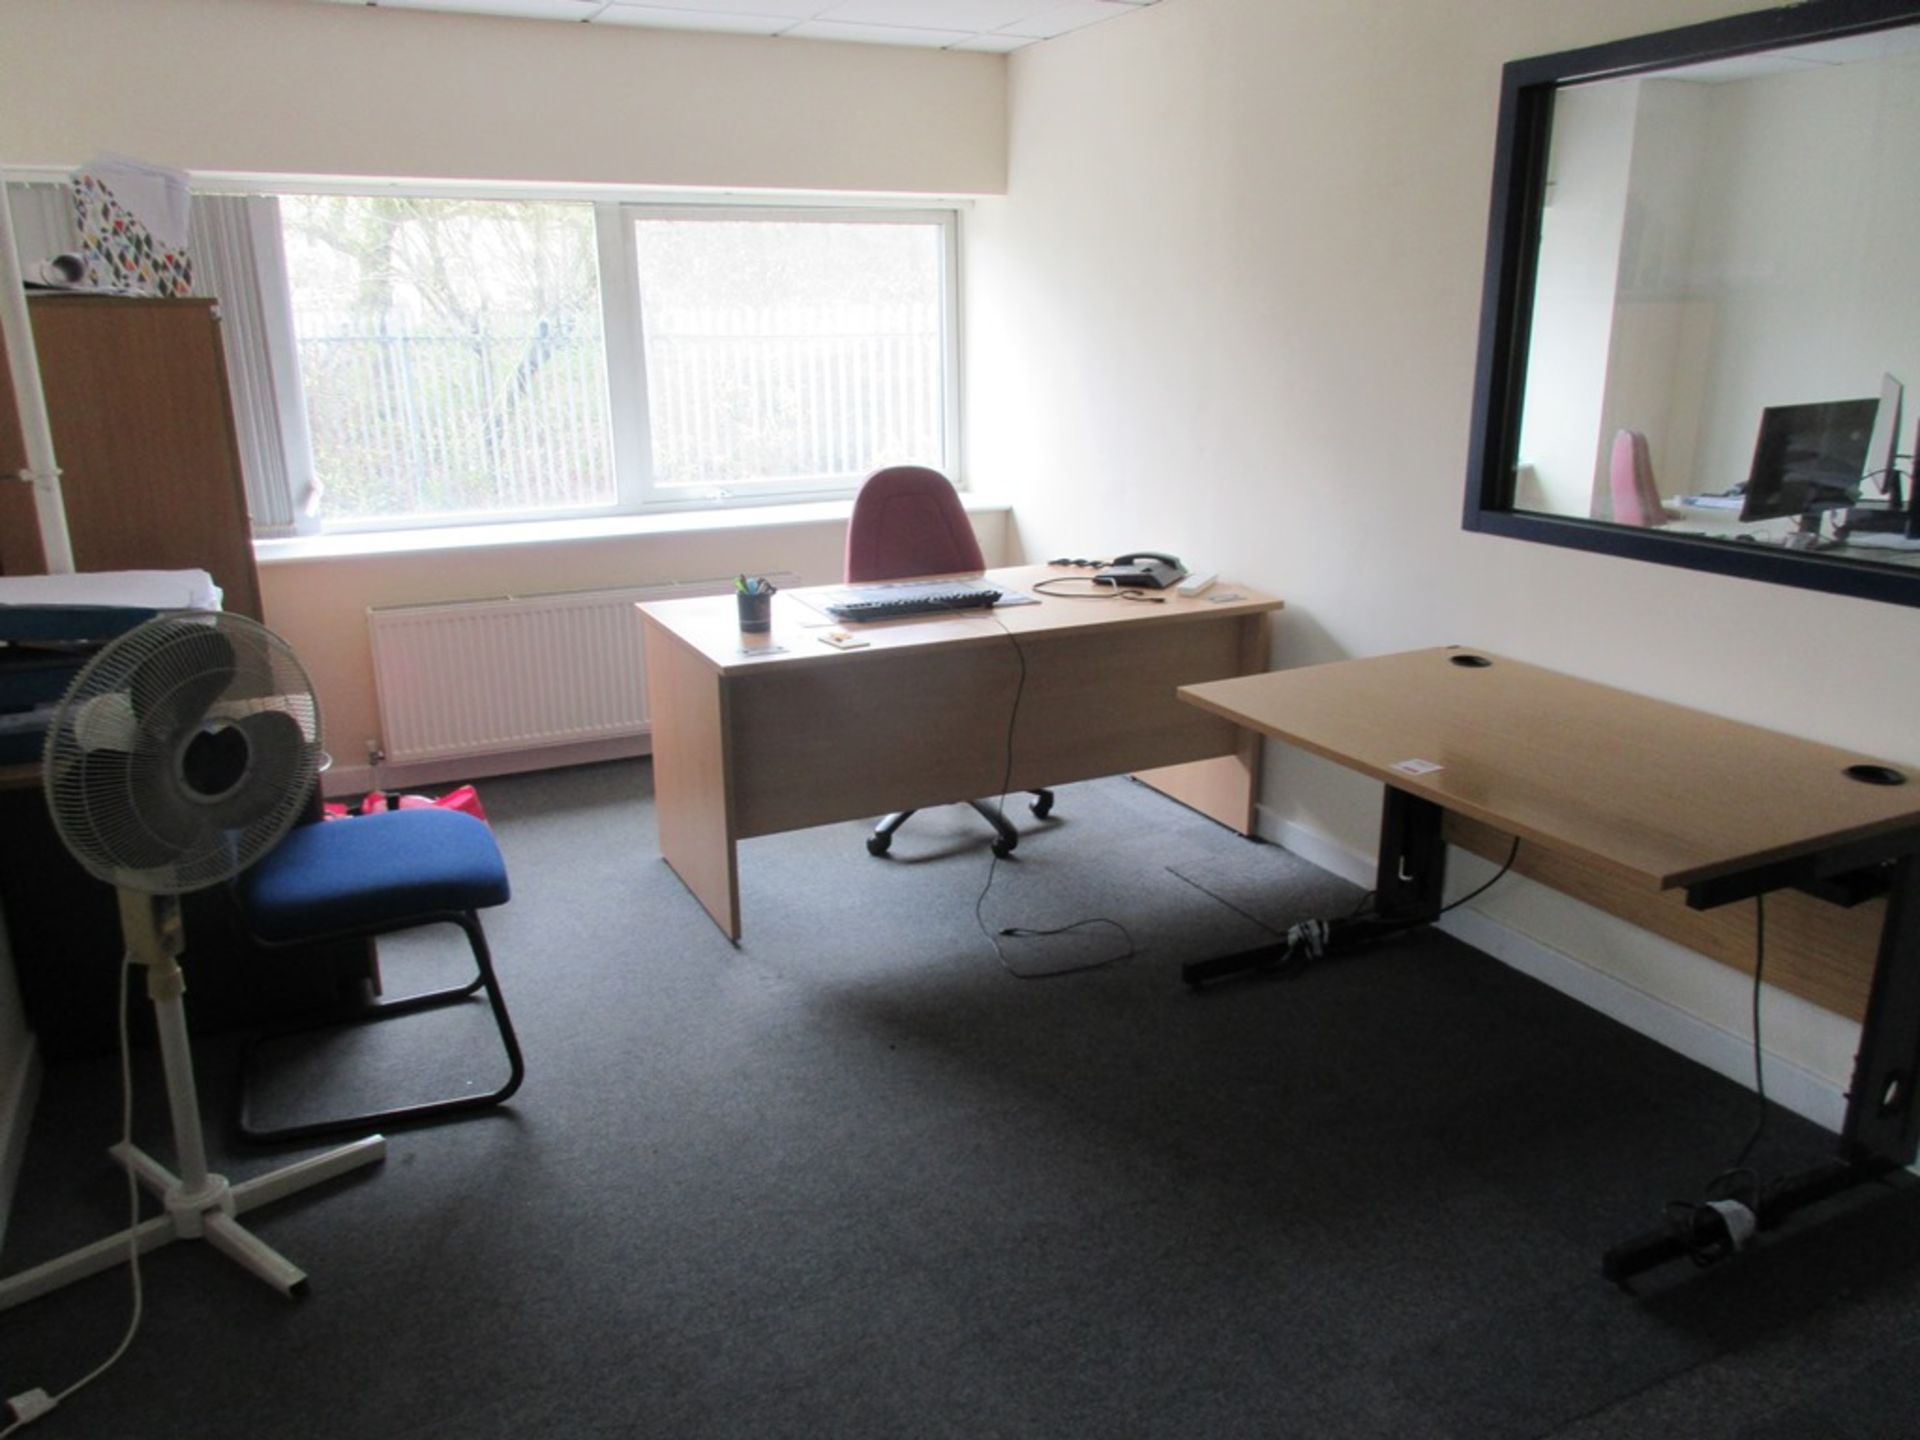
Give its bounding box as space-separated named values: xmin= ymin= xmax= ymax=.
xmin=1463 ymin=0 xmax=1920 ymax=609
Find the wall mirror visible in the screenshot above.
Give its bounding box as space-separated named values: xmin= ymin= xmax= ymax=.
xmin=1464 ymin=0 xmax=1920 ymax=608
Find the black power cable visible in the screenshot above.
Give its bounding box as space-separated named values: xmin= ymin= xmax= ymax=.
xmin=968 ymin=603 xmax=1134 ymax=978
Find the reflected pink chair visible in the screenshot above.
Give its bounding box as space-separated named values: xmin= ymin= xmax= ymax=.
xmin=844 ymin=466 xmax=1053 ymax=858
xmin=1609 ymin=429 xmax=1666 ymax=527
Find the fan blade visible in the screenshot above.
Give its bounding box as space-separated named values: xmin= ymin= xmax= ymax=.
xmin=56 ymin=749 xmax=200 ymax=875
xmin=129 ymin=621 xmax=237 ymax=740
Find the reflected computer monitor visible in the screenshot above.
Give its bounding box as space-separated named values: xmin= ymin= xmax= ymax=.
xmin=1859 ymin=372 xmax=1904 ymax=507
xmin=1737 ymin=396 xmax=1879 ymax=524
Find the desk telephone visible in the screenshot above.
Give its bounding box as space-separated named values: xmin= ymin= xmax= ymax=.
xmin=1096 ymin=551 xmax=1189 ymax=590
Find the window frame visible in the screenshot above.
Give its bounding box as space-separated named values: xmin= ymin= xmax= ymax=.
xmin=601 ymin=201 xmax=962 ymax=513
xmin=262 ymin=187 xmax=963 ymax=535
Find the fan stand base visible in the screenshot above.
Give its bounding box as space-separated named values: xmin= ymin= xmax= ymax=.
xmin=0 ymin=1134 xmax=387 ymax=1312
xmin=1 ymin=898 xmax=388 ymax=1314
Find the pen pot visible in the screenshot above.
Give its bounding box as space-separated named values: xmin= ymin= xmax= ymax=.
xmin=736 ymin=589 xmax=773 ymax=633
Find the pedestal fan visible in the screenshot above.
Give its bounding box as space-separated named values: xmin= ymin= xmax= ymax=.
xmin=0 ymin=611 xmax=386 ymax=1312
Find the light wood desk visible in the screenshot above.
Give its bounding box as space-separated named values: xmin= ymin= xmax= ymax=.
xmin=1179 ymin=647 xmax=1920 ymax=1282
xmin=639 ymin=564 xmax=1282 ymax=941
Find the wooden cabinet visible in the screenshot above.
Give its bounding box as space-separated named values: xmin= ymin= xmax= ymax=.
xmin=0 ymin=295 xmax=261 ymax=618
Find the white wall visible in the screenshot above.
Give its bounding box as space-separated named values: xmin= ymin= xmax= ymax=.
xmin=1688 ymin=51 xmax=1920 ymax=492
xmin=0 ymin=0 xmax=1005 ymax=194
xmin=1598 ymin=77 xmax=1716 ymax=507
xmin=1517 ymin=79 xmax=1637 ymax=515
xmin=964 ymin=0 xmax=1920 ymax=1096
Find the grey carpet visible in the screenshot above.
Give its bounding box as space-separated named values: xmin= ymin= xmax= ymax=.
xmin=4 ymin=761 xmax=1920 ymax=1439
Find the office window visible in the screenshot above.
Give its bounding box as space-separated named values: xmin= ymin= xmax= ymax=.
xmin=280 ymin=196 xmax=614 ymax=527
xmin=253 ymin=192 xmax=958 ymax=534
xmin=614 ymin=210 xmax=954 ymax=505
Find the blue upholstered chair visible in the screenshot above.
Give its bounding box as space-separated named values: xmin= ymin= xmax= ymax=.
xmin=235 ymin=806 xmax=525 ymax=1144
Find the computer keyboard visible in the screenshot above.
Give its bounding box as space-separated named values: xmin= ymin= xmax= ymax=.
xmin=825 ymin=587 xmax=1002 ymax=622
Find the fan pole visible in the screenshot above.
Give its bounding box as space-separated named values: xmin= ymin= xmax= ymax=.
xmin=127 ymin=893 xmax=215 ymax=1203
xmin=0 ymin=894 xmax=388 ymax=1312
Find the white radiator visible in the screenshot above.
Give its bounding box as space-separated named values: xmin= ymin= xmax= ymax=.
xmin=367 ymin=577 xmax=796 ymax=766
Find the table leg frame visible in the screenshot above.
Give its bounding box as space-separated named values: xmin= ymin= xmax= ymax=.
xmin=1603 ymin=844 xmax=1920 ymax=1285
xmin=1181 ymin=787 xmax=1446 ymax=988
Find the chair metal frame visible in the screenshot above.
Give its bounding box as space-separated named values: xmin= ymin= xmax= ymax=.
xmin=237 ymin=904 xmax=524 ymax=1145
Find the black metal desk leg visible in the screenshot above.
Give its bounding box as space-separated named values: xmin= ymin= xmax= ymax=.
xmin=1376 ymin=789 xmax=1447 ymax=921
xmin=1603 ymin=846 xmax=1920 ymax=1286
xmin=1181 ymin=787 xmax=1449 ymax=988
xmin=1842 ymin=851 xmax=1920 ymax=1167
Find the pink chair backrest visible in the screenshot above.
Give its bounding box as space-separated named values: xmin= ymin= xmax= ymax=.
xmin=1609 ymin=429 xmax=1663 ymax=527
xmin=844 ymin=466 xmax=985 ymax=582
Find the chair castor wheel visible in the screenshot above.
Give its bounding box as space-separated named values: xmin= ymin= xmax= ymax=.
xmin=992 ymin=837 xmax=1017 ymax=858
xmin=866 ymin=834 xmax=892 ymax=857
xmin=1029 ymin=793 xmax=1054 ymax=819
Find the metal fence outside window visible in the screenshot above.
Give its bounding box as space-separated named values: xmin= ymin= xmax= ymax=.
xmin=296 ymin=302 xmax=943 ymax=519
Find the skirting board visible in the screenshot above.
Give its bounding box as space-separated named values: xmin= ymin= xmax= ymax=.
xmin=0 ymin=1033 xmax=43 ymax=1256
xmin=1259 ymin=809 xmax=1851 ymax=1136
xmin=324 ymin=733 xmax=652 ymax=800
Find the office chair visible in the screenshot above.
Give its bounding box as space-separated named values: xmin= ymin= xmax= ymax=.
xmin=844 ymin=464 xmax=1054 ymax=858
xmin=234 ymin=806 xmax=526 ymax=1143
xmin=1608 ymin=429 xmax=1667 ymax=526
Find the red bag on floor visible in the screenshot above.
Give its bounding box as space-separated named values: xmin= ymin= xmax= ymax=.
xmin=397 ymin=784 xmax=488 ymax=822
xmin=323 ymin=784 xmax=488 ymax=823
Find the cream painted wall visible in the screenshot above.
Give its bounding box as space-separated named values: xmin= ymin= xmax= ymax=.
xmin=1518 ymin=80 xmax=1637 ymax=516
xmin=964 ymin=0 xmax=1920 ymax=1093
xmin=0 ymin=0 xmax=1004 ymax=194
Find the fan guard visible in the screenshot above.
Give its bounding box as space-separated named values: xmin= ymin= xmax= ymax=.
xmin=42 ymin=610 xmax=321 ymax=895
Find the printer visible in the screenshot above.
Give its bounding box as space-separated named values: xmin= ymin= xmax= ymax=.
xmin=0 ymin=570 xmax=221 ymax=765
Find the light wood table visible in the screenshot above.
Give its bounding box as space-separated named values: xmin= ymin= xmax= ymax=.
xmin=1179 ymin=646 xmax=1920 ymax=1283
xmin=639 ymin=564 xmax=1282 ymax=941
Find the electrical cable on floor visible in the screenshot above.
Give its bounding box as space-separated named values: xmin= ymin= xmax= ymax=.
xmin=1 ymin=955 xmax=146 ymax=1436
xmin=967 ymin=602 xmax=1133 ymax=979
xmin=1170 ymin=837 xmax=1521 ymax=981
xmin=1164 ymin=867 xmax=1290 ymax=941
xmin=1666 ymin=893 xmax=1771 ymax=1267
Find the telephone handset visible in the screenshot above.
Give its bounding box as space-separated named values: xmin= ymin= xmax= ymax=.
xmin=1096 ymin=551 xmax=1189 ymax=590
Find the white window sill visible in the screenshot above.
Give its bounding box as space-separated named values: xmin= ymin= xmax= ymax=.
xmin=255 ymin=496 xmax=1011 ymax=565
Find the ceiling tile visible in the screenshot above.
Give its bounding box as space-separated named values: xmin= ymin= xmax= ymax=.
xmin=995 ymin=0 xmax=1131 ymax=40
xmin=605 ymin=0 xmax=826 ymax=16
xmin=818 ymin=0 xmax=1034 ymax=29
xmin=947 ymin=32 xmax=1034 ymax=53
xmin=785 ymin=19 xmax=975 ymax=46
xmin=595 ymin=4 xmax=790 ymax=32
xmin=379 ymin=0 xmax=602 ymax=18
xmin=345 ymin=0 xmax=1162 ymax=49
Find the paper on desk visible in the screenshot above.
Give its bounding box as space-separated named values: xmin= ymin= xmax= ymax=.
xmin=0 ymin=569 xmax=221 ymax=612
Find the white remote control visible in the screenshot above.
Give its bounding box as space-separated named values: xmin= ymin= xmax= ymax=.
xmin=1177 ymin=572 xmax=1216 ymax=597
